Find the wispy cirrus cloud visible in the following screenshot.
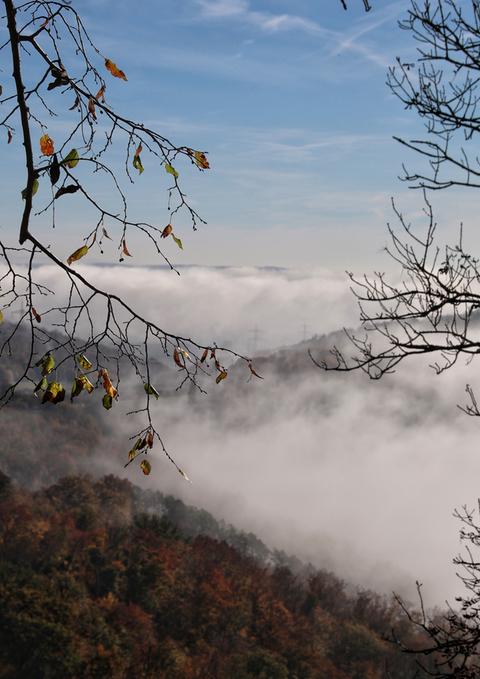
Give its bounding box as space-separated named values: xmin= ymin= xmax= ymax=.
xmin=195 ymin=0 xmax=403 ymax=68
xmin=197 ymin=0 xmax=329 ymax=35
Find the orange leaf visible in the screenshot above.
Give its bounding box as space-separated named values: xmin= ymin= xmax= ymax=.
xmin=193 ymin=150 xmax=210 ymax=169
xmin=161 ymin=224 xmax=173 ymax=239
xmin=122 ymin=239 xmax=132 ymax=257
xmin=105 ymin=58 xmax=127 ymax=81
xmin=99 ymin=368 xmax=117 ymax=399
xmin=40 ymin=133 xmax=54 ymax=156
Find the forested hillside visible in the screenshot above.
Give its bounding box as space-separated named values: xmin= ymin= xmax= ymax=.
xmin=0 ymin=472 xmax=435 ymax=678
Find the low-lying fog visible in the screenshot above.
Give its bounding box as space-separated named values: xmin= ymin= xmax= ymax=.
xmin=21 ymin=263 xmax=480 ymax=607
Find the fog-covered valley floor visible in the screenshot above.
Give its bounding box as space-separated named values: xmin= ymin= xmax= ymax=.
xmin=2 ymin=263 xmax=480 ymax=609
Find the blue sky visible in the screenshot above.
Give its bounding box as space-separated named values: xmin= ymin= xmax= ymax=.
xmin=3 ymin=0 xmax=475 ymax=270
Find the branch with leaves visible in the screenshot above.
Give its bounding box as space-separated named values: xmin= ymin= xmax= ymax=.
xmin=0 ymin=0 xmax=262 ymax=478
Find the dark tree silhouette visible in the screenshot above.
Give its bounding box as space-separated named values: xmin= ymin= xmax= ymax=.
xmin=339 ymin=0 xmax=372 ymax=10
xmin=311 ymin=0 xmax=480 ymax=419
xmin=310 ymin=2 xmax=480 ymax=675
xmin=392 ymin=504 xmax=480 ymax=677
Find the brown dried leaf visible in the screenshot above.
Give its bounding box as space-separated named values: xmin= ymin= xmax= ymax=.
xmin=95 ymin=84 xmax=106 ymax=102
xmin=122 ymin=239 xmax=132 ymax=257
xmin=140 ymin=459 xmax=151 ymax=475
xmin=55 ymin=184 xmax=79 ymax=199
xmin=88 ymin=97 xmax=97 ymax=120
xmin=69 ymin=95 xmax=80 ymax=111
xmin=31 ymin=307 xmax=41 ymax=323
xmin=161 ymin=224 xmax=173 ymax=239
xmin=173 ymin=347 xmax=185 ymax=369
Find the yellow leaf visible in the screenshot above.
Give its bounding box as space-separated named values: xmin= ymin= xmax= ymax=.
xmin=42 ymin=381 xmax=65 ymax=404
xmin=105 ymin=58 xmax=127 ymax=81
xmin=40 ymin=133 xmax=54 ymax=156
xmin=21 ymin=178 xmax=39 ymax=200
xmin=79 ymin=374 xmax=95 ymax=393
xmin=38 ymin=353 xmax=55 ymax=376
xmin=140 ymin=459 xmax=151 ymax=475
xmin=144 ymin=383 xmax=160 ymax=399
xmin=171 ymin=234 xmax=183 ymax=250
xmin=63 ymin=148 xmax=79 ymax=168
xmin=77 ymin=354 xmax=93 ymax=370
xmin=216 ymin=370 xmax=228 ymax=384
xmin=34 ymin=376 xmax=48 ymax=395
xmin=102 ymin=393 xmax=113 ymax=410
xmin=67 ymin=245 xmax=88 ymax=265
xmin=165 ymin=164 xmax=179 ymax=179
xmin=0 ymin=310 xmax=4 ymax=324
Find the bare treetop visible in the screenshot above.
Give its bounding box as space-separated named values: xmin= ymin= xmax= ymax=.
xmin=388 ymin=0 xmax=480 ymax=190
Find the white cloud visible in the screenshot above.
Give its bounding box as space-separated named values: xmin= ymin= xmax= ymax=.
xmin=197 ymin=0 xmax=248 ymax=17
xmin=197 ymin=0 xmax=329 ymax=35
xmin=195 ymin=0 xmax=401 ymax=69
